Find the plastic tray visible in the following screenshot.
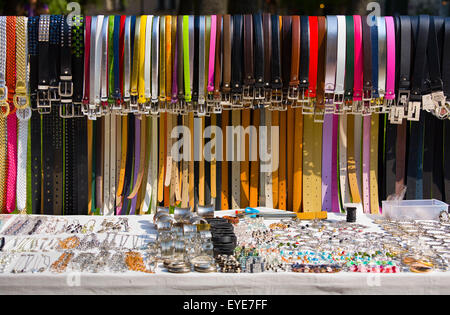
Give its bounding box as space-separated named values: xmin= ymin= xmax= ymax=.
xmin=382 ymin=199 xmax=449 ymax=221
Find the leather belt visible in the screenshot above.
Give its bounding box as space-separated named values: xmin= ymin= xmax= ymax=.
xmin=315 ymin=16 xmax=326 ymax=121
xmin=322 ymin=15 xmax=338 ymax=213
xmin=288 ymin=16 xmax=300 ymax=106
xmin=262 ymin=13 xmax=272 ymax=108
xmin=231 ymin=15 xmax=243 ymax=107
xmin=253 ymin=14 xmax=264 ymax=106
xmin=27 ymin=16 xmax=42 ymax=214
xmin=270 ymin=15 xmax=282 ymax=109
xmin=242 ymin=14 xmax=254 ymax=107
xmin=443 ymin=18 xmax=450 ymax=204
xmin=297 ymin=16 xmax=309 ymax=106
xmin=304 ymin=16 xmax=318 ymax=115
xmin=280 ymin=16 xmax=291 ymax=111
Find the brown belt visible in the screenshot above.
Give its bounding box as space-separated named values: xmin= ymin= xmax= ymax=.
xmin=316 ymin=16 xmax=327 ymax=117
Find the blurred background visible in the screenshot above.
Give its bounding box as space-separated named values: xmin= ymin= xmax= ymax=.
xmin=1 ymin=0 xmax=449 ymax=18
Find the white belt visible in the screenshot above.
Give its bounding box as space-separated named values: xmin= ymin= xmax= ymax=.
xmin=151 ymin=16 xmax=160 ymax=108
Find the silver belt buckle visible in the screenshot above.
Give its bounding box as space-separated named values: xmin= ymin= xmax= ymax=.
xmin=313 ymin=107 xmax=325 ymax=123
xmin=37 ymin=89 xmax=51 ymax=114
xmin=333 ymin=92 xmax=344 ymax=114
xmin=59 ymin=99 xmax=74 ymax=118
xmin=407 ymin=101 xmax=421 ymax=121
xmin=150 ymin=98 xmax=159 ymax=116
xmin=324 ymin=92 xmax=335 ymax=114
xmin=231 ymin=92 xmax=243 ymax=108
xmin=254 ymin=87 xmax=265 ymax=101
xmin=58 ymin=81 xmax=73 ymax=97
xmin=362 ymin=89 xmax=372 ymax=116
xmin=270 ymin=88 xmax=283 ymax=110
xmin=221 ymin=92 xmax=232 ymax=110
xmin=288 ymin=85 xmax=299 ymax=103
xmin=389 ymin=106 xmax=404 ymax=124
xmin=302 ymin=98 xmax=315 ymax=115
xmin=242 ymin=85 xmax=254 ymax=102
xmin=262 ymin=88 xmax=272 ymax=108
xmin=72 ymin=102 xmax=84 ymax=117
xmin=197 ymin=96 xmax=206 ymax=116
xmin=381 ymin=98 xmax=394 ymax=114
xmin=48 ymin=86 xmax=60 ymax=102
xmin=432 ymin=91 xmax=448 ymax=119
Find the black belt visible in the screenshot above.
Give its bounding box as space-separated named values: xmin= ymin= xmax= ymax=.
xmin=28 ymin=16 xmax=41 ymax=214
xmin=231 ymin=14 xmax=243 ymax=103
xmin=443 ymin=17 xmax=450 ymax=204
xmin=42 ymin=15 xmax=64 ymax=215
xmin=299 ymin=16 xmax=309 ymax=100
xmin=281 ymin=16 xmax=292 ymax=109
xmin=362 ymin=16 xmax=373 ymax=112
xmin=271 ymin=15 xmax=282 ymax=104
xmin=406 ymin=15 xmax=429 ymax=200
xmin=253 ymin=14 xmax=264 ymax=105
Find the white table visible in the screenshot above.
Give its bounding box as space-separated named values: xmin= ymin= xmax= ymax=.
xmin=1 ymin=210 xmax=450 ymax=295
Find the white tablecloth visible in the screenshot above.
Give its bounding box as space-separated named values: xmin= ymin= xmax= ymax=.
xmin=1 ymin=210 xmax=450 ymax=295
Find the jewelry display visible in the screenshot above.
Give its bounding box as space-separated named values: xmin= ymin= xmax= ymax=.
xmin=50 ymin=252 xmax=74 ymax=273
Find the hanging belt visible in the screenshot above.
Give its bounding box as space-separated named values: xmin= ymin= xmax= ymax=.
xmin=231 ymin=14 xmax=243 ymax=108
xmin=302 ymin=16 xmax=322 ymax=214
xmin=406 ymin=15 xmax=429 ymax=200
xmin=383 ymin=16 xmax=397 ymax=199
xmin=37 ymin=15 xmax=50 ymax=114
xmin=26 ymin=16 xmax=41 ymax=214
xmin=368 ymin=18 xmax=380 ymax=214
xmin=304 ymin=16 xmax=318 ymax=115
xmin=429 ymin=17 xmax=445 ymax=200
xmin=182 ymin=15 xmax=191 ymax=108
xmin=72 ymin=16 xmax=88 ymax=214
xmin=295 ymin=15 xmax=309 ymax=107
xmin=322 ymin=15 xmax=338 ymax=213
xmin=361 ymin=16 xmax=372 ymax=214
xmin=377 ymin=16 xmax=387 ymax=202
xmin=13 ymin=16 xmax=30 ymax=213
xmin=252 ymin=14 xmax=264 ymax=107
xmin=242 ymin=14 xmax=254 ymax=107
xmin=287 ymin=16 xmax=300 ymax=106
xmin=343 ymin=16 xmax=361 ymax=204
xmin=42 ymin=15 xmax=64 ymax=215
xmin=150 ymin=15 xmax=159 ymax=115
xmin=221 ymin=14 xmax=231 ymax=109
xmin=130 ymin=16 xmax=140 ymax=113
xmin=335 ymin=15 xmax=350 ymax=210
xmin=212 ymin=15 xmax=222 ymax=112
xmin=280 ymin=16 xmax=291 ymax=112
xmin=443 ymin=18 xmax=450 ymax=204
xmin=197 ymin=16 xmax=206 ymax=115
xmin=262 ymin=13 xmax=271 ymax=109
xmin=207 ymin=15 xmax=217 ymax=109
xmin=270 ymin=15 xmax=282 ymax=109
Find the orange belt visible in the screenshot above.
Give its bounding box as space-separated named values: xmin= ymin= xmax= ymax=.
xmin=271 ymin=111 xmax=279 ymax=209
xmin=221 ymin=110 xmax=229 ymax=210
xmin=278 ymin=111 xmax=287 ymax=210
xmin=286 ymin=106 xmax=294 ymax=211
xmin=249 ymin=109 xmax=260 ymax=207
xmin=292 ymin=108 xmax=303 ymax=212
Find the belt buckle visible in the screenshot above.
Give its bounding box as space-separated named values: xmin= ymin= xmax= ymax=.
xmin=112 ymin=92 xmax=124 ymax=111
xmin=72 ymin=103 xmax=84 ymax=117
xmin=389 ymin=106 xmax=404 ymax=124
xmin=231 ymin=92 xmax=243 ymax=108
xmin=0 ymin=85 xmax=8 ymax=102
xmin=150 ymin=98 xmax=159 ymax=116
xmin=197 ymin=96 xmax=206 ymax=116
xmin=407 ymin=101 xmax=421 ymax=121
xmin=270 ymin=88 xmax=283 ymax=110
xmin=37 ymin=89 xmax=51 ymax=114
xmin=254 ymin=87 xmax=265 ymax=102
xmin=313 ymin=107 xmax=324 ymax=123
xmin=221 ymin=92 xmax=232 ymax=110
xmin=206 ymin=92 xmax=215 ymax=108
xmin=302 ymin=98 xmax=315 ymax=115
xmin=333 ymin=92 xmax=344 ymax=114
xmin=242 ymin=85 xmax=254 ymax=102
xmin=324 ymin=92 xmax=335 ymax=114
xmin=351 ymin=100 xmax=362 ymax=115
xmin=362 ymin=89 xmax=372 ymax=116
xmin=159 ymin=96 xmax=167 ymax=113
xmin=59 ymin=100 xmax=74 ymax=118
xmin=432 ymin=91 xmax=447 ymax=118
xmin=288 ymin=85 xmax=299 ymax=104
xmin=13 ymin=92 xmax=29 ymax=110
xmin=0 ymin=99 xmax=9 ymax=118
xmin=16 ymin=107 xmax=32 ymax=121
xmin=58 ymin=81 xmax=73 ymax=97
xmin=48 ymin=86 xmax=60 ymax=102
xmin=381 ymin=98 xmax=394 ymax=114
